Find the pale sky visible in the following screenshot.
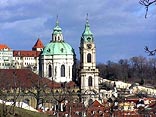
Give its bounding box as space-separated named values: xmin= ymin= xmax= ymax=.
xmin=0 ymin=0 xmax=156 ymax=63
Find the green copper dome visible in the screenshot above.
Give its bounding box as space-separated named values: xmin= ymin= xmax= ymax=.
xmin=41 ymin=42 xmax=74 ymax=56
xmin=42 ymin=18 xmax=74 ymax=56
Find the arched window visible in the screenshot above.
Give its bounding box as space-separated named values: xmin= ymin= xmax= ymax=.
xmin=48 ymin=65 xmax=52 ymax=77
xmin=61 ymin=65 xmax=65 ymax=77
xmin=87 ymin=37 xmax=91 ymax=42
xmin=88 ymin=76 xmax=92 ymax=86
xmin=87 ymin=53 xmax=91 ymax=63
xmin=55 ymin=36 xmax=57 ymax=41
xmin=58 ymin=36 xmax=60 ymax=41
xmin=81 ymin=54 xmax=83 ymax=63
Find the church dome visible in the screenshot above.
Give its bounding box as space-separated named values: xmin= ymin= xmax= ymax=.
xmin=41 ymin=42 xmax=74 ymax=56
xmin=42 ymin=19 xmax=75 ymax=56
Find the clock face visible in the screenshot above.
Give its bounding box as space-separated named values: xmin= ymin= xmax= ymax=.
xmin=87 ymin=44 xmax=92 ymax=49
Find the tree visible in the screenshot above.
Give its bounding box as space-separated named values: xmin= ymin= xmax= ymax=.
xmin=139 ymin=0 xmax=156 ymax=18
xmin=129 ymin=56 xmax=148 ymax=83
xmin=145 ymin=46 xmax=156 ymax=56
xmin=0 ymin=71 xmax=22 ymax=116
xmin=26 ymin=76 xmax=50 ymax=109
xmin=118 ymin=59 xmax=129 ymax=82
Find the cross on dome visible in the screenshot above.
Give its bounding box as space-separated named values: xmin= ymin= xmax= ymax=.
xmin=56 ymin=15 xmax=59 ymax=27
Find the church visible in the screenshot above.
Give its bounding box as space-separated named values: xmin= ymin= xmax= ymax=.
xmin=39 ymin=17 xmax=100 ymax=106
xmin=40 ymin=19 xmax=76 ymax=83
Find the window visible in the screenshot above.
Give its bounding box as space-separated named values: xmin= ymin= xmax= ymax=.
xmin=61 ymin=48 xmax=64 ymax=53
xmin=61 ymin=65 xmax=65 ymax=77
xmin=88 ymin=99 xmax=93 ymax=106
xmin=55 ymin=66 xmax=57 ymax=76
xmin=87 ymin=53 xmax=91 ymax=63
xmin=88 ymin=76 xmax=92 ymax=86
xmin=58 ymin=36 xmax=60 ymax=41
xmin=48 ymin=65 xmax=52 ymax=77
xmin=87 ymin=37 xmax=91 ymax=42
xmin=81 ymin=54 xmax=83 ymax=63
xmin=69 ymin=66 xmax=70 ymax=77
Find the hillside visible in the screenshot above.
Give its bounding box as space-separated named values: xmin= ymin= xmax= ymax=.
xmin=0 ymin=104 xmax=48 ymax=117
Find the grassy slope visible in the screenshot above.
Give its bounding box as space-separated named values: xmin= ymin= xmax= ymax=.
xmin=0 ymin=104 xmax=49 ymax=117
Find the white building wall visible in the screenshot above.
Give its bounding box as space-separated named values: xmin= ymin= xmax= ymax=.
xmin=41 ymin=54 xmax=74 ymax=83
xmin=0 ymin=49 xmax=13 ymax=69
xmin=13 ymin=56 xmax=39 ymax=74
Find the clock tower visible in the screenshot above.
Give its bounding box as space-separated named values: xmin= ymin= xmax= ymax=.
xmin=79 ymin=16 xmax=99 ymax=106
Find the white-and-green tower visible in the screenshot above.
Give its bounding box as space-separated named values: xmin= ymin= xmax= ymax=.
xmin=79 ymin=16 xmax=99 ymax=106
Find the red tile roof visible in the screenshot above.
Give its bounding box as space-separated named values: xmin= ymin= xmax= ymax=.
xmin=32 ymin=38 xmax=44 ymax=50
xmin=0 ymin=69 xmax=58 ymax=89
xmin=90 ymin=100 xmax=104 ymax=107
xmin=13 ymin=50 xmax=41 ymax=57
xmin=0 ymin=69 xmax=40 ymax=89
xmin=66 ymin=81 xmax=77 ymax=88
xmin=0 ymin=69 xmax=72 ymax=89
xmin=47 ymin=80 xmax=61 ymax=88
xmin=0 ymin=44 xmax=10 ymax=50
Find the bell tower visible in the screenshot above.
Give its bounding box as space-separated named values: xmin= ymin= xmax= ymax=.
xmin=79 ymin=15 xmax=99 ymax=106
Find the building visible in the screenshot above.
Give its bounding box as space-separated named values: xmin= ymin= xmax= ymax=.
xmin=40 ymin=19 xmax=76 ymax=82
xmin=79 ymin=17 xmax=100 ymax=106
xmin=1 ymin=17 xmax=156 ymax=116
xmin=0 ymin=44 xmax=13 ymax=69
xmin=13 ymin=38 xmax=44 ymax=73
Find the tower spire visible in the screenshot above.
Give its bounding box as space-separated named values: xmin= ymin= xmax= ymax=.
xmin=86 ymin=13 xmax=89 ymax=23
xmin=56 ymin=15 xmax=59 ymax=26
xmin=52 ymin=15 xmax=63 ymax=42
xmin=81 ymin=14 xmax=93 ymax=43
xmin=53 ymin=15 xmax=61 ymax=31
xmin=86 ymin=13 xmax=89 ymax=27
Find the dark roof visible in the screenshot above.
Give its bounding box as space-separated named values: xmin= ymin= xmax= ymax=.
xmin=13 ymin=50 xmax=41 ymax=57
xmin=0 ymin=69 xmax=77 ymax=89
xmin=0 ymin=69 xmax=61 ymax=89
xmin=66 ymin=81 xmax=77 ymax=88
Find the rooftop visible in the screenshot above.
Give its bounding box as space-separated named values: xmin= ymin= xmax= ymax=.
xmin=32 ymin=38 xmax=44 ymax=50
xmin=13 ymin=50 xmax=41 ymax=57
xmin=0 ymin=44 xmax=10 ymax=50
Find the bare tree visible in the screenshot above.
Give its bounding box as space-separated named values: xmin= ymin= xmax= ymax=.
xmin=0 ymin=71 xmax=22 ymax=116
xmin=139 ymin=0 xmax=156 ymax=18
xmin=145 ymin=46 xmax=156 ymax=56
xmin=26 ymin=76 xmax=49 ymax=109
